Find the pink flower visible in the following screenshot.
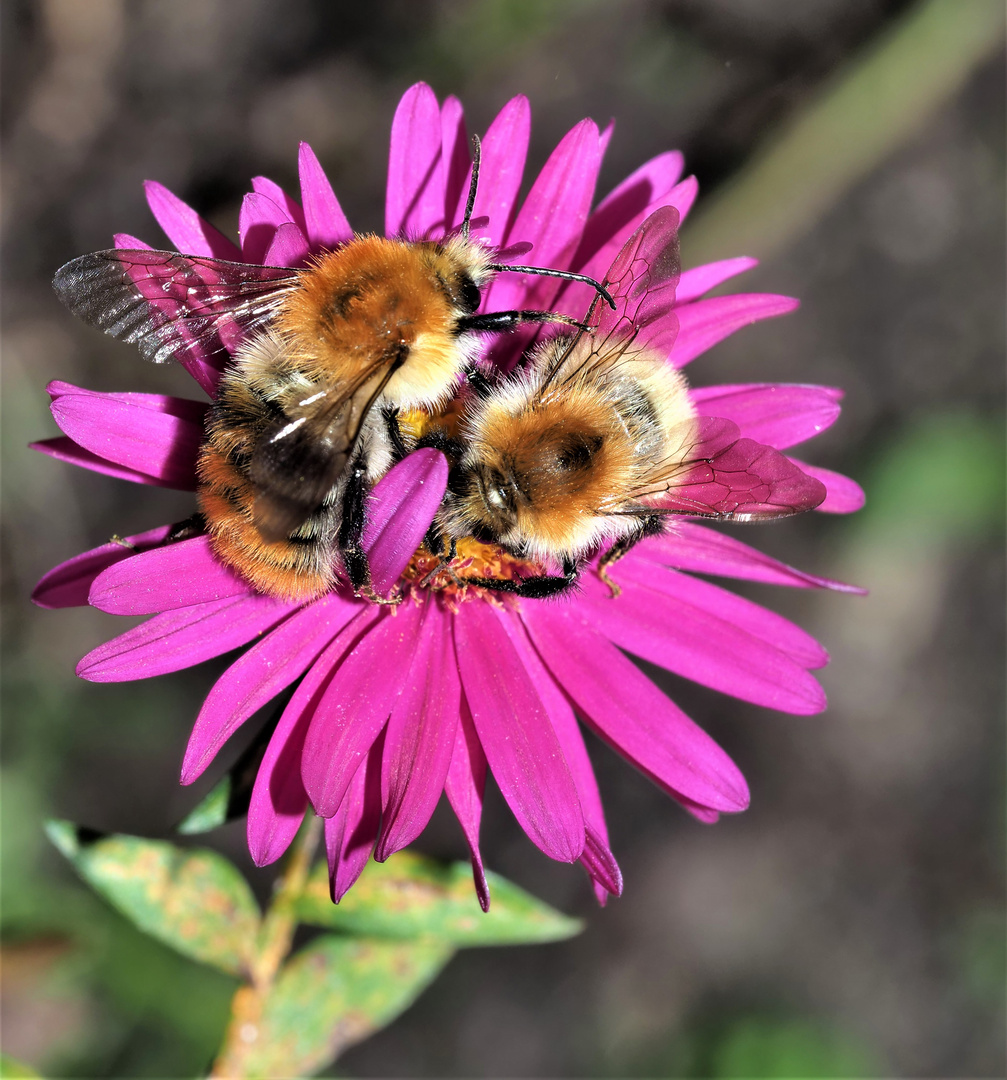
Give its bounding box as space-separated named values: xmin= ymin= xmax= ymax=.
xmin=33 ymin=84 xmax=864 ymax=909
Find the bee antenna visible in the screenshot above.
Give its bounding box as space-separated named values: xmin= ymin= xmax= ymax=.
xmin=486 ymin=263 xmax=617 ymax=310
xmin=461 ymin=134 xmax=482 ymax=240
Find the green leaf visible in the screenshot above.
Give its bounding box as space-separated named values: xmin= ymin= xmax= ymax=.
xmin=176 ymin=775 xmax=233 ymax=835
xmin=0 ymin=1054 xmax=43 ymax=1077
xmin=294 ymin=851 xmax=583 ymax=945
xmin=45 ymin=820 xmax=260 ymax=977
xmin=242 ymin=934 xmax=453 ymax=1076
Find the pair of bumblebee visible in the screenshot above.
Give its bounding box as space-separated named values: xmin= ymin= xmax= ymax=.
xmin=54 ymin=141 xmax=819 ymax=605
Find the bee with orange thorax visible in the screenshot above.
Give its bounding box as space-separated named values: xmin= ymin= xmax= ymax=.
xmin=414 ymin=206 xmax=827 ymax=600
xmin=52 ymin=138 xmax=614 ymax=601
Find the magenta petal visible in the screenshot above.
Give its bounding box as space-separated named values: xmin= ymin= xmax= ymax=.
xmin=89 ymin=536 xmax=248 ymax=615
xmin=181 ymin=592 xmax=362 ymax=783
xmin=302 ymin=601 xmax=425 ymax=817
xmin=676 ymin=257 xmax=758 ymax=304
xmin=247 ymin=608 xmax=380 ymax=865
xmin=469 ymin=95 xmax=531 ymax=247
xmin=33 ymin=526 xmax=173 ymax=609
xmin=386 ymin=82 xmax=443 ymax=239
xmin=668 ymin=175 xmax=699 ymax=222
xmin=50 ymin=393 xmax=204 ymax=488
xmin=444 ymin=701 xmax=490 ymax=911
xmin=503 ymin=613 xmax=622 ymax=899
xmin=789 ymin=460 xmax=866 ymax=514
xmin=363 ymin=449 xmax=448 ymax=596
xmin=641 ymin=521 xmax=865 ymax=594
xmin=77 ymin=594 xmax=295 ymax=683
xmin=326 ymin=731 xmax=385 ymax=902
xmin=30 ymin=437 xmax=195 ymax=490
xmin=239 ymin=192 xmax=289 ymax=263
xmin=114 ymin=232 xmax=152 ymax=250
xmin=692 ymin=383 xmax=842 ymax=450
xmin=46 ymin=382 xmax=210 ymax=424
xmin=453 ymin=603 xmax=585 ymax=864
xmin=440 ymin=95 xmax=470 ymax=231
xmin=576 ymin=150 xmax=685 ymax=272
xmin=671 ymin=293 xmax=800 ymax=368
xmin=143 ymin=180 xmax=241 ymax=260
xmin=263 ymin=221 xmax=311 ymax=268
xmin=251 ymin=176 xmax=306 ymax=232
xmin=298 ymin=143 xmax=353 ymax=251
xmin=575 ymin=566 xmax=827 ymax=712
xmin=524 ymin=604 xmax=749 ymax=812
xmin=377 ymin=603 xmax=460 ymax=860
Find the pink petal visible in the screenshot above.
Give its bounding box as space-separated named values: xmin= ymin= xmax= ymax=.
xmin=326 ymin=730 xmax=386 ymax=901
xmin=301 ymin=601 xmax=425 ymax=817
xmin=440 ymin=95 xmax=470 ymax=232
xmin=671 ymin=293 xmax=800 ymax=368
xmin=33 ymin=525 xmax=173 ymax=609
xmin=362 ymin=449 xmax=449 ymax=596
xmin=143 ymin=180 xmax=241 ymax=260
xmin=640 ymin=521 xmax=866 ymax=594
xmin=575 ymin=567 xmax=826 ymax=713
xmin=30 ymin=436 xmax=196 ymax=490
xmin=468 ymin=95 xmax=531 ymax=247
xmin=376 ymin=602 xmax=460 ymax=860
xmin=89 ymin=536 xmax=248 ymax=615
xmin=491 ymin=118 xmax=602 ymax=317
xmin=181 ymin=591 xmax=362 ymax=784
xmin=45 ymin=382 xmax=210 ymax=425
xmin=114 ymin=232 xmax=152 ymax=249
xmin=239 ymin=192 xmax=291 ymax=263
xmin=262 ymin=221 xmax=311 ymax=268
xmin=247 ymin=607 xmax=381 ymax=865
xmin=444 ymin=701 xmax=490 ymax=911
xmin=669 ymin=175 xmax=699 ymax=222
xmin=692 ymin=383 xmax=842 ymax=450
xmin=502 ymin=612 xmax=621 ymax=900
xmin=575 ymin=150 xmax=685 ymax=274
xmin=789 ymin=460 xmax=866 ymax=514
xmin=298 ymin=142 xmax=353 ymax=251
xmin=452 ymin=602 xmax=584 ymax=864
xmin=386 ymin=82 xmax=443 ymax=239
xmin=524 ymin=604 xmax=749 ymax=812
xmin=49 ymin=392 xmax=204 ymax=488
xmin=251 ymin=176 xmax=306 ymax=232
xmin=77 ymin=593 xmax=295 ymax=683
xmin=676 ymin=257 xmax=758 ymax=305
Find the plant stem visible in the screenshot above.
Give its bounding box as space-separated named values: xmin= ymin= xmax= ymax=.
xmin=208 ymin=814 xmax=323 ymax=1079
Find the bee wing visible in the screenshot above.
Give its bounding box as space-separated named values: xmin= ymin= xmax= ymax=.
xmin=247 ymin=355 xmax=402 ymax=542
xmin=629 ymin=416 xmax=828 ymax=520
xmin=52 ymin=248 xmax=300 ymax=367
xmin=540 ymin=207 xmax=681 ymax=392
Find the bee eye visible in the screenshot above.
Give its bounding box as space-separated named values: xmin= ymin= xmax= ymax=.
xmin=460 ymin=279 xmax=482 ymax=314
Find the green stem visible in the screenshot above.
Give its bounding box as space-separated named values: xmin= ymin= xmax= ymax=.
xmin=208 ymin=815 xmax=323 ymax=1079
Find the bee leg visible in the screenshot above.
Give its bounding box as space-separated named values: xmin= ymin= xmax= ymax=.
xmin=597 ymin=517 xmax=664 ymax=597
xmin=456 ymin=310 xmax=589 ymax=335
xmin=466 ymin=556 xmax=579 ymax=600
xmin=338 ymin=461 xmax=401 ymax=606
xmin=383 ymin=407 xmax=409 ymax=462
xmin=165 ymin=512 xmax=207 ymax=545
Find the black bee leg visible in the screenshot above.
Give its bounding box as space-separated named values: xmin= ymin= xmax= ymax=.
xmin=466 ymin=555 xmax=580 ymax=600
xmin=165 ymin=512 xmax=207 ymax=545
xmin=597 ymin=517 xmax=663 ymax=597
xmin=456 ymin=310 xmax=591 ymax=335
xmin=383 ymin=407 xmax=409 ymax=462
xmin=338 ymin=460 xmax=400 ymax=606
xmin=464 ymin=368 xmax=495 ymax=399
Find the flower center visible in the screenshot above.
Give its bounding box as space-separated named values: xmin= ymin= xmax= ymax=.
xmin=399 ymin=536 xmax=544 ymax=608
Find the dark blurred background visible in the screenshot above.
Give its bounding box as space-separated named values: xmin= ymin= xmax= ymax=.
xmin=2 ymin=1 xmax=1003 ymax=1076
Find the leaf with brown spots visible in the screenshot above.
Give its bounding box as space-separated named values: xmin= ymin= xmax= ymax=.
xmin=45 ymin=820 xmax=260 ymax=977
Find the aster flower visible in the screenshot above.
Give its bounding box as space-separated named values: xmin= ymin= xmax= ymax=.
xmin=33 ymin=83 xmax=864 ymax=909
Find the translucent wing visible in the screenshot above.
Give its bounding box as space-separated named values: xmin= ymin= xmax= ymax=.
xmin=539 ymin=206 xmax=681 ymax=392
xmin=630 ymin=417 xmax=828 ymax=520
xmin=52 ymin=249 xmax=299 ymax=367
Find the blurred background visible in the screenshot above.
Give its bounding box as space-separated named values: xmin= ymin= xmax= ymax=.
xmin=2 ymin=0 xmax=1003 ymax=1076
